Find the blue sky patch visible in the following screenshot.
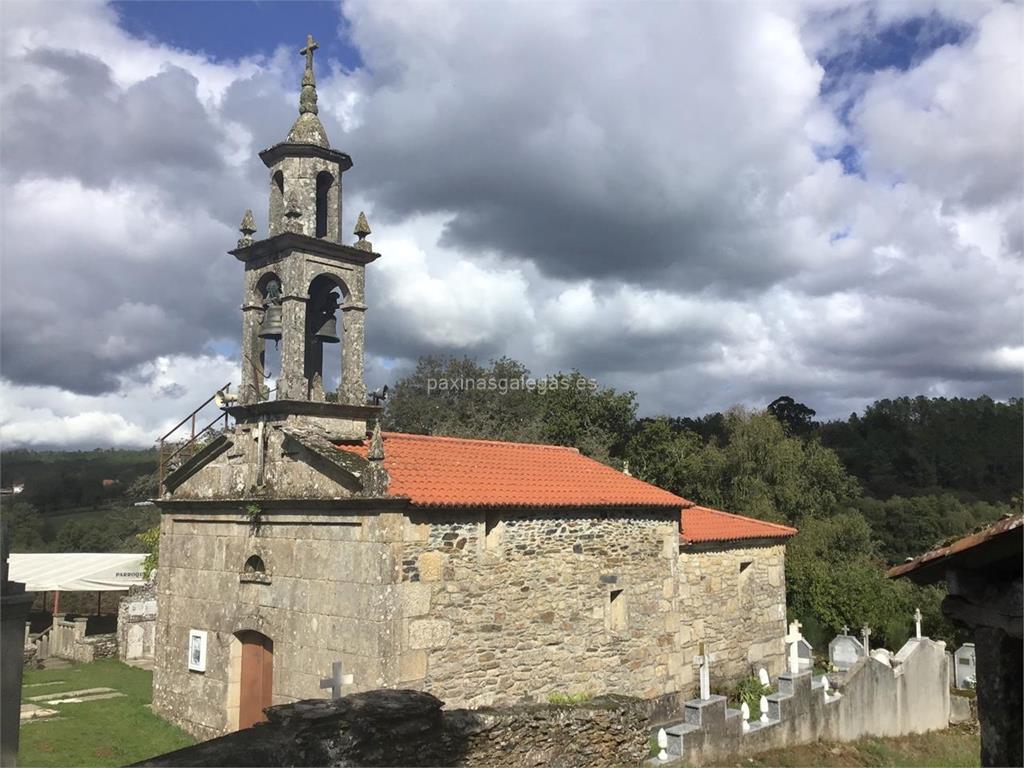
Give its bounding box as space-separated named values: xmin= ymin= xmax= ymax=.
xmin=111 ymin=1 xmax=363 ymax=70
xmin=818 ymin=10 xmax=969 ymax=96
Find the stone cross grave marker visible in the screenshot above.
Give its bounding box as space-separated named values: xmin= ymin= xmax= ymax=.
xmin=914 ymin=607 xmax=922 ymax=639
xmin=694 ymin=640 xmax=716 ymax=701
xmin=319 ymin=661 xmax=353 ymax=699
xmin=828 ymin=632 xmax=864 ymax=671
xmin=784 ymin=620 xmax=804 ymax=674
xmin=861 ymin=624 xmax=872 ymax=655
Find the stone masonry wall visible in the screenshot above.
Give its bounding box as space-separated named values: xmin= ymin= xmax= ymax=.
xmin=393 ymin=509 xmax=684 ymax=709
xmin=138 ymin=689 xmax=651 ymax=768
xmin=679 ymin=544 xmax=787 ymax=688
xmin=152 ymin=507 xmax=402 ymax=740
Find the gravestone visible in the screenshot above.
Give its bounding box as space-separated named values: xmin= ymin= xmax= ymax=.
xmin=828 ymin=634 xmax=864 ymax=671
xmin=954 ymin=643 xmax=976 ymax=689
xmin=796 ymin=638 xmax=813 ymax=672
xmin=127 ymin=624 xmax=145 ymax=659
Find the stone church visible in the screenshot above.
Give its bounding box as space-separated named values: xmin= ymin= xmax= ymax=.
xmin=151 ymin=36 xmax=797 ymax=740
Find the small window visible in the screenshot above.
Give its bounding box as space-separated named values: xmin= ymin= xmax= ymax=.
xmin=739 ymin=560 xmax=753 ymax=574
xmin=608 ymin=589 xmax=627 ymax=632
xmin=315 ymin=171 xmax=333 ymax=238
xmin=240 ymin=554 xmax=270 ymax=584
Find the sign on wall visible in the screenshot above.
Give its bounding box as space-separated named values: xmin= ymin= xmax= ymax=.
xmin=188 ymin=630 xmax=208 ymax=672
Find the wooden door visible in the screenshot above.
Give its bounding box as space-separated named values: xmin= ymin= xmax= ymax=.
xmin=238 ymin=631 xmax=273 ymax=729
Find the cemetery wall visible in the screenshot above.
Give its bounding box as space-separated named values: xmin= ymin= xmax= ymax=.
xmin=152 ymin=506 xmax=404 ymax=740
xmin=396 ymin=509 xmax=686 ymax=709
xmin=666 ymin=637 xmax=951 ymax=765
xmin=137 ymin=689 xmax=650 ymax=768
xmin=678 ymin=544 xmax=788 ymax=685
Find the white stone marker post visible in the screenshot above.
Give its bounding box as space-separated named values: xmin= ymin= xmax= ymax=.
xmin=758 ymin=667 xmax=770 ymax=687
xmin=784 ymin=620 xmax=804 ymax=675
xmin=656 ymin=727 xmax=668 ymax=762
xmin=740 ymin=701 xmax=751 ymax=733
xmin=695 ymin=641 xmax=712 ymax=700
xmin=759 ymin=695 xmax=770 ymax=724
xmin=914 ymin=607 xmax=922 ymax=639
xmin=861 ymin=624 xmax=872 ymax=655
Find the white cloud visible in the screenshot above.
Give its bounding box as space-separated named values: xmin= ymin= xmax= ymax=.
xmin=0 ymin=0 xmax=1020 ymax=450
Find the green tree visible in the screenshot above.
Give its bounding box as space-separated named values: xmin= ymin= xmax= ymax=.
xmin=785 ymin=513 xmax=961 ymax=650
xmin=3 ymin=501 xmax=46 ymax=551
xmin=767 ymin=395 xmax=817 ymax=437
xmin=383 ymin=356 xmax=636 ymax=462
xmin=626 ymin=409 xmax=859 ymax=523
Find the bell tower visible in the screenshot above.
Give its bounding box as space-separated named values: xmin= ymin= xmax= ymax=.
xmin=229 ymin=34 xmax=379 ymax=438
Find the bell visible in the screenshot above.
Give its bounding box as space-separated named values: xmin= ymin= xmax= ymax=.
xmin=258 ymin=304 xmax=283 ymax=340
xmin=314 ymin=314 xmax=340 ymax=343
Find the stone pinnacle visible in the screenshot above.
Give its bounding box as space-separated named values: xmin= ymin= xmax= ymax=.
xmin=354 ymin=212 xmax=371 ymax=239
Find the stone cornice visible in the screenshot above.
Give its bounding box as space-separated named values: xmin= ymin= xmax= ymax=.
xmin=258 ymin=141 xmax=353 ymax=170
xmin=230 ymin=233 xmax=380 ymax=266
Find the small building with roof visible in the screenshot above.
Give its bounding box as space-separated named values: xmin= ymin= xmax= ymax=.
xmin=151 ymin=35 xmax=799 ymax=740
xmin=888 ymin=514 xmax=1022 ymax=768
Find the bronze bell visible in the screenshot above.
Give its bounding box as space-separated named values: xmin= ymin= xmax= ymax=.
xmin=258 ymin=304 xmax=283 ymax=340
xmin=314 ymin=313 xmax=340 ymax=343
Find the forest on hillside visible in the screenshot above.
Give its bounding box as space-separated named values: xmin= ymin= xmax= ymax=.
xmin=2 ymin=355 xmax=1020 ymax=649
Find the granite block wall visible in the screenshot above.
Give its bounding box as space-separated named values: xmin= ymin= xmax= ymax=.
xmin=393 ymin=509 xmax=685 ymax=708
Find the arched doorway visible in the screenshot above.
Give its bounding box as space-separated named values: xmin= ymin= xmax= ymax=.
xmin=237 ymin=630 xmax=273 ymax=729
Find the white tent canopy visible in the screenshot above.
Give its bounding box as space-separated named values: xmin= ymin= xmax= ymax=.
xmin=9 ymin=553 xmax=147 ymax=592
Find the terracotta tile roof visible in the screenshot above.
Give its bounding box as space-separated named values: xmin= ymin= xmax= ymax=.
xmin=681 ymin=505 xmax=798 ymax=544
xmin=338 ymin=431 xmax=691 ymax=509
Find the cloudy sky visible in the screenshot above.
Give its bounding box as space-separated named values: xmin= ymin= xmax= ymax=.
xmin=1 ymin=0 xmax=1021 ymax=449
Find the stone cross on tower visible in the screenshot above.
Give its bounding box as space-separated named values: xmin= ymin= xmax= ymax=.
xmin=299 ymin=34 xmax=319 ymax=115
xmin=319 ymin=660 xmax=353 ymax=699
xmin=784 ymin=620 xmax=804 ymax=674
xmin=913 ymin=607 xmax=922 ymax=639
xmin=694 ymin=640 xmax=714 ymax=700
xmin=861 ymin=624 xmax=872 ymax=655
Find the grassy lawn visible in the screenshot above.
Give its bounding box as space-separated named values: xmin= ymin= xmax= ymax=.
xmin=19 ymin=659 xmax=195 ymax=767
xmin=709 ymin=725 xmax=980 ymax=767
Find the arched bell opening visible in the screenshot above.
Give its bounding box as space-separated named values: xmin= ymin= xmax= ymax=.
xmin=315 ymin=171 xmax=334 ymax=239
xmin=304 ymin=274 xmax=348 ymax=401
xmin=255 ymin=272 xmax=283 ymax=401
xmin=269 ymin=171 xmax=284 ymax=236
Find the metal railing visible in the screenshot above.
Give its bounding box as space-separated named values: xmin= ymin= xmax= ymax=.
xmin=157 ymin=382 xmax=233 ymax=494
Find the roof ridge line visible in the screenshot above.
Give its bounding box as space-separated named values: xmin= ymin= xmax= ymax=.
xmin=382 ymin=431 xmax=581 ymax=452
xmin=688 ymin=504 xmax=798 ymax=533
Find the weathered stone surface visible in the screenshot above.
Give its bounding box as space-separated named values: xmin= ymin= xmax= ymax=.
xmin=408 ymin=620 xmax=451 ymax=650
xmin=677 ymin=544 xmax=788 ymax=686
xmin=137 ymin=689 xmax=650 ymax=768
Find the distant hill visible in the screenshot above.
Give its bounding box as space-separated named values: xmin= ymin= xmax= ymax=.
xmin=1 ymin=449 xmax=158 ymax=553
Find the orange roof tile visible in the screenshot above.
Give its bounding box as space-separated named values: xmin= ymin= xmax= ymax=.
xmin=681 ymin=505 xmax=798 ymax=544
xmin=338 ymin=432 xmax=691 ymax=509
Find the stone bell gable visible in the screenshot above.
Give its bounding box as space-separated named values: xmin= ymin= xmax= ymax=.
xmin=162 ymin=420 xmax=388 ymax=501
